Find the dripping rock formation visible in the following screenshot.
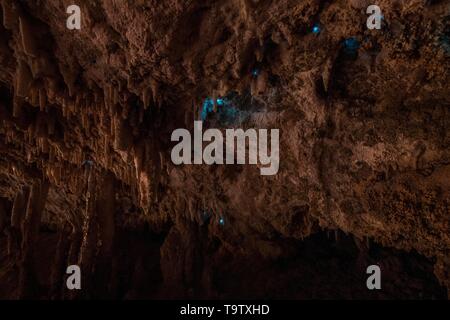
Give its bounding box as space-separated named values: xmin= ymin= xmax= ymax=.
xmin=0 ymin=0 xmax=449 ymax=299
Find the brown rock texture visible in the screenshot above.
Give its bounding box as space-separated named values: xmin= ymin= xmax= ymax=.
xmin=0 ymin=0 xmax=448 ymax=299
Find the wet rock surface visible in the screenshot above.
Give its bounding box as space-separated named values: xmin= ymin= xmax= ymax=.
xmin=0 ymin=0 xmax=448 ymax=299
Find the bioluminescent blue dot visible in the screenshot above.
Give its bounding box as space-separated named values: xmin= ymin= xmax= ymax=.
xmin=252 ymin=69 xmax=259 ymax=77
xmin=219 ymin=217 xmax=225 ymax=226
xmin=344 ymin=37 xmax=360 ymax=51
xmin=343 ymin=37 xmax=360 ymax=57
xmin=200 ymin=93 xmax=244 ymax=124
xmin=201 ymin=97 xmax=215 ymax=121
xmin=312 ymin=24 xmax=320 ymax=34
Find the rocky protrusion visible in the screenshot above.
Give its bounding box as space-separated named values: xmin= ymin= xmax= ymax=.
xmin=142 ymin=87 xmax=152 ymax=110
xmin=15 ymin=61 xmax=33 ymax=98
xmin=113 ymin=118 xmax=132 ymax=151
xmin=19 ymin=16 xmax=37 ymax=57
xmin=1 ymin=0 xmax=17 ymax=30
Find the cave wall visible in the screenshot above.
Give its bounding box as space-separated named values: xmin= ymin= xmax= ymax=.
xmin=0 ymin=0 xmax=448 ymax=299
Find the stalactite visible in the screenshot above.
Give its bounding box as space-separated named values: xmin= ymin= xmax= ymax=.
xmin=113 ymin=87 xmax=119 ymax=107
xmin=142 ymin=86 xmax=151 ymax=110
xmin=108 ymin=85 xmax=114 ymax=109
xmin=20 ymin=180 xmax=49 ymax=246
xmin=217 ymin=80 xmax=229 ymax=97
xmin=36 ymin=139 xmax=42 ymax=154
xmin=46 ymin=78 xmax=57 ymax=103
xmin=30 ymin=84 xmax=39 ymax=107
xmin=81 ymin=111 xmax=88 ymax=129
xmin=40 ymin=137 xmax=49 ymax=153
xmin=59 ymin=65 xmax=76 ymax=97
xmin=256 ymin=70 xmax=268 ymax=95
xmin=102 ymin=135 xmax=108 ymax=162
xmin=68 ymin=98 xmax=75 ymax=115
xmin=121 ymin=101 xmax=129 ymax=119
xmin=322 ymin=56 xmax=334 ymax=93
xmin=62 ymin=99 xmax=68 ymax=118
xmin=16 ymin=60 xmax=33 ymax=98
xmin=27 ymin=123 xmax=35 ymax=144
xmin=150 ymin=79 xmax=159 ymax=105
xmin=159 ymin=151 xmax=165 ymax=173
xmin=188 ymin=200 xmax=195 ymax=222
xmin=11 ymin=186 xmax=30 ymax=230
xmin=12 ymin=96 xmax=23 ymax=118
xmin=1 ymin=0 xmax=17 ymax=30
xmin=138 ymin=171 xmax=150 ymax=212
xmin=99 ymin=107 xmax=105 ymax=128
xmin=103 ymin=86 xmax=109 ymax=110
xmin=47 ymin=166 xmax=63 ymax=193
xmin=250 ymin=79 xmax=257 ymax=96
xmin=133 ymin=141 xmax=144 ymax=178
xmin=255 ymin=47 xmax=263 ymax=62
xmin=157 ymin=94 xmax=163 ymax=109
xmin=30 ymin=56 xmax=49 ymax=78
xmin=109 ymin=115 xmax=115 ymax=136
xmin=19 ymin=16 xmax=37 ymax=57
xmin=39 ymin=88 xmax=47 ymax=111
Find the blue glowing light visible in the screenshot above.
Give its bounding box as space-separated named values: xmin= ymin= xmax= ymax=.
xmin=201 ymin=98 xmax=214 ymax=121
xmin=219 ymin=217 xmax=225 ymax=226
xmin=343 ymin=37 xmax=360 ymax=57
xmin=312 ymin=24 xmax=320 ymax=34
xmin=252 ymin=69 xmax=259 ymax=77
xmin=201 ymin=96 xmax=233 ymax=121
xmin=200 ymin=93 xmax=243 ymax=124
xmin=344 ymin=37 xmax=360 ymax=51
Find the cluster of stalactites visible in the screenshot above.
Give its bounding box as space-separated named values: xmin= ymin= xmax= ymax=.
xmin=0 ymin=0 xmax=169 ymax=215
